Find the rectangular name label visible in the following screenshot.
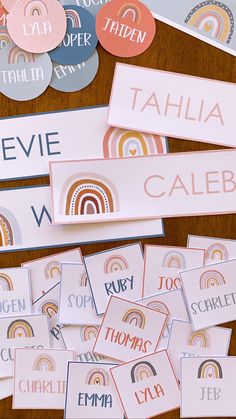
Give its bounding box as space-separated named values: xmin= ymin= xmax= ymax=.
xmin=108 ymin=63 xmax=236 ymax=147
xmin=50 ymin=150 xmax=236 ymax=224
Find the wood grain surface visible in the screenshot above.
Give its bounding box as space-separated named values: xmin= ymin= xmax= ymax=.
xmin=0 ymin=19 xmax=235 ymax=419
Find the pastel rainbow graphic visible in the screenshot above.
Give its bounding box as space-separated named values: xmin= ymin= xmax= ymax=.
xmin=130 ymin=361 xmax=157 ymax=383
xmin=64 ymin=174 xmax=119 ymax=216
xmin=80 ymin=271 xmax=88 ymax=287
xmin=187 ymin=330 xmax=210 ymax=349
xmin=33 ymin=354 xmax=56 ymax=371
xmin=80 ymin=325 xmax=99 ymax=342
xmin=103 ymin=128 xmax=164 ymax=158
xmin=0 ymin=208 xmax=22 ymax=247
xmin=85 ymin=368 xmax=110 ymax=386
xmin=117 ymin=3 xmax=141 ymax=24
xmin=206 ymin=243 xmax=228 ymax=261
xmin=8 ymin=46 xmax=35 ymax=64
xmin=104 ymin=254 xmax=129 ymax=274
xmin=162 ymin=251 xmax=186 ymax=269
xmin=146 ymin=300 xmax=170 ymax=316
xmin=24 ymin=0 xmax=48 ymax=16
xmin=0 ymin=273 xmax=13 ymax=291
xmin=40 ymin=300 xmax=58 ymax=318
xmin=7 ymin=319 xmax=34 ymax=339
xmin=185 ymin=1 xmax=234 ymax=45
xmin=44 ymin=261 xmax=61 ymax=280
xmin=0 ymin=29 xmax=12 ymax=50
xmin=122 ymin=308 xmax=145 ymax=329
xmin=200 ymin=269 xmax=226 ymax=289
xmin=198 ymin=359 xmax=223 ymax=379
xmin=66 ymin=9 xmax=81 ymax=29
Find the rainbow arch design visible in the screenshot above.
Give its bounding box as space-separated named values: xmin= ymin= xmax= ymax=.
xmin=80 ymin=325 xmax=99 ymax=342
xmin=85 ymin=368 xmax=110 ymax=386
xmin=103 ymin=128 xmax=164 ymax=158
xmin=40 ymin=300 xmax=58 ymax=318
xmin=0 ymin=29 xmax=12 ymax=50
xmin=122 ymin=308 xmax=145 ymax=329
xmin=131 ymin=361 xmax=157 ymax=383
xmin=162 ymin=251 xmax=186 ymax=269
xmin=0 ymin=208 xmax=22 ymax=247
xmin=64 ymin=174 xmax=119 ymax=216
xmin=187 ymin=330 xmax=210 ymax=349
xmin=0 ymin=273 xmax=13 ymax=291
xmin=24 ymin=0 xmax=48 ymax=16
xmin=185 ymin=1 xmax=234 ymax=45
xmin=8 ymin=46 xmax=35 ymax=64
xmin=104 ymin=254 xmax=129 ymax=274
xmin=146 ymin=300 xmax=170 ymax=316
xmin=198 ymin=359 xmax=223 ymax=379
xmin=80 ymin=271 xmax=88 ymax=287
xmin=117 ymin=3 xmax=141 ymax=24
xmin=33 ymin=354 xmax=56 ymax=371
xmin=44 ymin=261 xmax=61 ymax=280
xmin=66 ymin=9 xmax=81 ymax=29
xmin=7 ymin=319 xmax=34 ymax=339
xmin=200 ymin=270 xmax=226 ymax=289
xmin=206 ymin=243 xmax=228 ymax=261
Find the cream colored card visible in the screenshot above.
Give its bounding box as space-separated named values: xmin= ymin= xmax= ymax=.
xmin=188 ymin=235 xmax=236 ymax=265
xmin=0 ymin=267 xmax=32 ymax=317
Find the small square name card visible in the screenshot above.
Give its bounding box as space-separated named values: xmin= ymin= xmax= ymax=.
xmin=93 ymin=296 xmax=167 ymax=362
xmin=180 ymin=259 xmax=236 ymax=330
xmin=84 ymin=243 xmax=144 ymax=315
xmin=110 ymin=350 xmax=180 ymax=418
xmin=188 ymin=235 xmax=236 ymax=265
xmin=181 ymin=357 xmax=236 ymax=417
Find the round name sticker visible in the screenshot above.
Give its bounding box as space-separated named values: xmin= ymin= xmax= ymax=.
xmin=7 ymin=0 xmax=67 ymax=53
xmin=49 ymin=5 xmax=97 ymax=65
xmin=0 ymin=2 xmax=8 ymax=25
xmin=96 ymin=0 xmax=156 ymax=57
xmin=0 ymin=27 xmax=12 ymax=49
xmin=0 ymin=43 xmax=52 ymax=100
xmin=1 ymin=0 xmax=19 ymax=12
xmin=59 ymin=0 xmax=110 ymax=17
xmin=50 ymin=49 xmax=99 ymax=92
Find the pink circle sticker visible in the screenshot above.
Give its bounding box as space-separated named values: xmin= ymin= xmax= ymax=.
xmin=1 ymin=0 xmax=19 ymax=12
xmin=7 ymin=0 xmax=67 ymax=53
xmin=96 ymin=0 xmax=156 ymax=57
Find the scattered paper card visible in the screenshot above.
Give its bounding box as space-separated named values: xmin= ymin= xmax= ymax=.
xmin=0 ymin=267 xmax=32 ymax=317
xmin=0 ymin=314 xmax=51 ymax=378
xmin=110 ymin=350 xmax=180 ymax=418
xmin=58 ymin=263 xmax=101 ymax=326
xmin=181 ymin=356 xmax=236 ymax=417
xmin=167 ymin=320 xmax=231 ymax=379
xmin=180 ymin=259 xmax=236 ymax=330
xmin=93 ymin=296 xmax=167 ymax=362
xmin=188 ymin=234 xmax=236 ymax=265
xmin=65 ymin=361 xmax=124 ymax=419
xmin=84 ymin=243 xmax=144 ymax=315
xmin=13 ymin=348 xmax=74 ymax=409
xmin=0 ymin=377 xmax=13 ymax=401
xmin=143 ymin=245 xmax=205 ymax=296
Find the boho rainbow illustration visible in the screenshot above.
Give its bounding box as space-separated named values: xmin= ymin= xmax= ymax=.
xmin=85 ymin=368 xmax=110 ymax=386
xmin=185 ymin=1 xmax=234 ymax=45
xmin=0 ymin=208 xmax=22 ymax=247
xmin=0 ymin=273 xmax=13 ymax=291
xmin=8 ymin=46 xmax=35 ymax=64
xmin=104 ymin=254 xmax=129 ymax=274
xmin=198 ymin=359 xmax=223 ymax=379
xmin=122 ymin=308 xmax=146 ymax=329
xmin=103 ymin=127 xmax=164 ymax=158
xmin=63 ymin=174 xmax=119 ymax=216
xmin=117 ymin=3 xmax=141 ymax=24
xmin=146 ymin=300 xmax=170 ymax=316
xmin=44 ymin=261 xmax=61 ymax=280
xmin=7 ymin=319 xmax=34 ymax=339
xmin=66 ymin=9 xmax=81 ymax=28
xmin=187 ymin=330 xmax=210 ymax=349
xmin=162 ymin=251 xmax=186 ymax=269
xmin=0 ymin=28 xmax=12 ymax=50
xmin=24 ymin=0 xmax=48 ymax=16
xmin=206 ymin=242 xmax=228 ymax=261
xmin=200 ymin=269 xmax=226 ymax=289
xmin=130 ymin=361 xmax=157 ymax=383
xmin=80 ymin=271 xmax=88 ymax=287
xmin=80 ymin=325 xmax=99 ymax=342
xmin=40 ymin=300 xmax=58 ymax=318
xmin=33 ymin=354 xmax=56 ymax=371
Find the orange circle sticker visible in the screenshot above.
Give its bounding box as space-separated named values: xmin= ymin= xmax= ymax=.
xmin=96 ymin=0 xmax=156 ymax=57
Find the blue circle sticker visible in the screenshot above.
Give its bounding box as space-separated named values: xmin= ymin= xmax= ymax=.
xmin=59 ymin=0 xmax=110 ymax=17
xmin=49 ymin=5 xmax=98 ymax=65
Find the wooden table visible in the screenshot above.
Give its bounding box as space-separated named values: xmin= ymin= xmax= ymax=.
xmin=0 ymin=19 xmax=235 ymax=419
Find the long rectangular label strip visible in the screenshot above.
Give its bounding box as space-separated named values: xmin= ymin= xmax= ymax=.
xmin=50 ymin=149 xmax=236 ymax=224
xmin=0 ymin=185 xmax=164 ymax=253
xmin=108 ymin=63 xmax=236 ymax=147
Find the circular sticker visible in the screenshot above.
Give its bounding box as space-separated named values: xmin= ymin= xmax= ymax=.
xmin=1 ymin=0 xmax=19 ymax=12
xmin=0 ymin=26 xmax=12 ymax=49
xmin=96 ymin=0 xmax=156 ymax=57
xmin=50 ymin=49 xmax=99 ymax=92
xmin=59 ymin=0 xmax=109 ymax=17
xmin=7 ymin=0 xmax=67 ymax=53
xmin=0 ymin=43 xmax=52 ymax=100
xmin=49 ymin=5 xmax=97 ymax=65
xmin=0 ymin=1 xmax=8 ymax=25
